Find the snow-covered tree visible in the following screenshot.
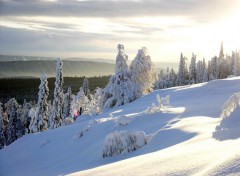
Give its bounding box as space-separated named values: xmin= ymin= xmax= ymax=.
xmin=130 ymin=47 xmax=156 ymax=96
xmin=232 ymin=51 xmax=240 ymax=76
xmin=209 ymin=56 xmax=218 ymax=81
xmin=196 ymin=60 xmax=203 ymax=83
xmin=70 ymin=87 xmax=89 ymax=118
xmin=63 ymin=87 xmax=73 ymax=118
xmin=5 ymin=98 xmax=19 ymax=145
xmin=50 ymin=58 xmax=64 ymax=128
xmin=202 ymin=58 xmax=208 ymax=82
xmin=155 ymin=69 xmax=166 ymax=89
xmin=21 ymin=102 xmax=33 ymax=134
xmin=33 ymin=73 xmax=49 ymax=132
xmin=189 ymin=53 xmax=197 ymax=84
xmin=82 ymin=78 xmax=91 ymax=100
xmin=104 ymin=44 xmax=138 ymax=108
xmin=176 ymin=53 xmax=189 ymax=86
xmin=88 ymin=87 xmax=104 ymax=115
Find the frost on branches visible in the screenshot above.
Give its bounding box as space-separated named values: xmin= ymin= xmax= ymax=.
xmin=216 ymin=92 xmax=240 ymax=130
xmin=130 ymin=47 xmax=156 ymax=96
xmin=102 ymin=131 xmax=150 ymax=158
xmin=146 ymin=94 xmax=170 ymax=114
xmin=103 ymin=44 xmax=138 ymax=108
xmin=50 ymin=58 xmax=64 ymax=128
xmin=34 ymin=73 xmax=49 ymax=132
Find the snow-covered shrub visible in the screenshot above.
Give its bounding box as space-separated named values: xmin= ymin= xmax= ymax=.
xmin=62 ymin=117 xmax=74 ymax=126
xmin=115 ymin=115 xmax=132 ymax=127
xmin=216 ymin=92 xmax=240 ymax=130
xmin=219 ymin=93 xmax=240 ymax=119
xmin=145 ymin=94 xmax=170 ymax=114
xmin=102 ymin=131 xmax=150 ymax=157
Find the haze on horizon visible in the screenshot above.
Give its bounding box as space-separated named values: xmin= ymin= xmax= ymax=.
xmin=0 ymin=0 xmax=240 ymax=62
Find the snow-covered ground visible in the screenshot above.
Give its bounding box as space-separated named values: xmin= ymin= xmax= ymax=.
xmin=1 ymin=77 xmax=240 ymax=176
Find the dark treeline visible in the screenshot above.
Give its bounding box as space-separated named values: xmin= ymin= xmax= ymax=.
xmin=0 ymin=76 xmax=110 ymax=104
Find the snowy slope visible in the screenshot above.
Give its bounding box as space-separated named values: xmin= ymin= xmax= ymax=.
xmin=1 ymin=77 xmax=240 ymax=176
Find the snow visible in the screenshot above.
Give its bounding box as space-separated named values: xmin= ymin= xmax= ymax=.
xmin=1 ymin=77 xmax=240 ymax=176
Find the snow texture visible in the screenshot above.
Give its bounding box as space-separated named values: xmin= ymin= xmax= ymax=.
xmin=1 ymin=77 xmax=240 ymax=176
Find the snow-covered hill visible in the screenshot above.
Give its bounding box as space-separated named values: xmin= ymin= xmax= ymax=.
xmin=1 ymin=77 xmax=240 ymax=176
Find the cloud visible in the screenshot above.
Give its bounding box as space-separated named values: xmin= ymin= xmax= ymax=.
xmin=0 ymin=0 xmax=238 ymax=22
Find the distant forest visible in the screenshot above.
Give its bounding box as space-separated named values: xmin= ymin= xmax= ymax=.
xmin=0 ymin=76 xmax=110 ymax=104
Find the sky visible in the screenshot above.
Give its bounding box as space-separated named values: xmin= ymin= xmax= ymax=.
xmin=0 ymin=0 xmax=240 ymax=62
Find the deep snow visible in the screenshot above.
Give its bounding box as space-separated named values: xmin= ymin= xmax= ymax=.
xmin=1 ymin=77 xmax=240 ymax=176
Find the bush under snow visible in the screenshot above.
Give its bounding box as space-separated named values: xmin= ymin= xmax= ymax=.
xmin=102 ymin=131 xmax=150 ymax=158
xmin=145 ymin=94 xmax=170 ymax=114
xmin=216 ymin=92 xmax=240 ymax=130
xmin=114 ymin=115 xmax=133 ymax=127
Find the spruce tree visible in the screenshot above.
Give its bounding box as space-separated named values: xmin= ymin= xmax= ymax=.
xmin=196 ymin=60 xmax=203 ymax=83
xmin=104 ymin=44 xmax=138 ymax=108
xmin=202 ymin=58 xmax=208 ymax=82
xmin=5 ymin=98 xmax=18 ymax=145
xmin=51 ymin=58 xmax=64 ymax=128
xmin=63 ymin=87 xmax=73 ymax=118
xmin=176 ymin=53 xmax=189 ymax=86
xmin=189 ymin=53 xmax=197 ymax=84
xmin=35 ymin=73 xmax=49 ymax=132
xmin=82 ymin=78 xmax=91 ymax=100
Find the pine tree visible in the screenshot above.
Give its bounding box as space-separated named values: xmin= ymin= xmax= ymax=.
xmin=103 ymin=44 xmax=138 ymax=108
xmin=35 ymin=73 xmax=49 ymax=132
xmin=130 ymin=47 xmax=156 ymax=96
xmin=209 ymin=56 xmax=218 ymax=81
xmin=189 ymin=53 xmax=197 ymax=84
xmin=169 ymin=68 xmax=177 ymax=87
xmin=82 ymin=78 xmax=91 ymax=100
xmin=232 ymin=51 xmax=240 ymax=76
xmin=176 ymin=53 xmax=189 ymax=86
xmin=51 ymin=58 xmax=64 ymax=128
xmin=5 ymin=98 xmax=19 ymax=145
xmin=21 ymin=102 xmax=32 ymax=134
xmin=196 ymin=60 xmax=203 ymax=83
xmin=202 ymin=58 xmax=208 ymax=82
xmin=63 ymin=87 xmax=73 ymax=118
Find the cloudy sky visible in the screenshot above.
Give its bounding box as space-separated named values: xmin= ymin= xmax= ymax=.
xmin=0 ymin=0 xmax=240 ymax=62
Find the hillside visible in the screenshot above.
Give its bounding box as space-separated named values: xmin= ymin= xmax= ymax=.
xmin=1 ymin=77 xmax=240 ymax=176
xmin=0 ymin=60 xmax=115 ymax=78
xmin=0 ymin=55 xmax=178 ymax=78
